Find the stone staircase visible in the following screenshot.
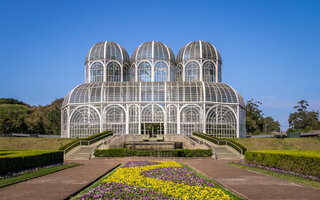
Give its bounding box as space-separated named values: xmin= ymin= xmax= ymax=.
xmin=189 ymin=136 xmax=243 ymax=160
xmin=65 ymin=146 xmax=94 ymax=160
xmin=214 ymin=146 xmax=241 ymax=160
xmin=65 ymin=136 xmax=113 ymax=160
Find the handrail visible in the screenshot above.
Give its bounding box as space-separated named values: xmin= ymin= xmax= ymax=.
xmin=188 ymin=136 xmax=216 ymax=159
xmin=63 ymin=141 xmax=80 ymax=156
xmin=90 ymin=136 xmax=112 ymax=159
xmin=63 ymin=133 xmax=112 ymax=158
xmin=193 ymin=133 xmax=244 ymax=155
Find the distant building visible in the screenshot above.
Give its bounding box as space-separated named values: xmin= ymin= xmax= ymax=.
xmin=61 ymin=41 xmax=246 ymax=138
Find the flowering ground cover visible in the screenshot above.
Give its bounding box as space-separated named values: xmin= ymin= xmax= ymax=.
xmin=76 ymin=161 xmax=240 ymax=200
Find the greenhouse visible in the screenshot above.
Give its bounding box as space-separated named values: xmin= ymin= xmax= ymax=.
xmin=61 ymin=41 xmax=246 ymax=138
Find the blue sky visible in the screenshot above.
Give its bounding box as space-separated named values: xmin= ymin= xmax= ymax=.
xmin=0 ymin=0 xmax=319 ymax=130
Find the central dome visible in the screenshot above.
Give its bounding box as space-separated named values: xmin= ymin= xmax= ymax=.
xmin=131 ymin=41 xmax=175 ymax=63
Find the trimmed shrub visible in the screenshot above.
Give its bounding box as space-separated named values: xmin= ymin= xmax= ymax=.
xmin=245 ymin=150 xmax=320 ymax=177
xmin=193 ymin=132 xmax=247 ymax=154
xmin=94 ymin=148 xmax=213 ymax=157
xmin=0 ymin=149 xmax=63 ymax=175
xmin=59 ymin=131 xmax=113 ymax=154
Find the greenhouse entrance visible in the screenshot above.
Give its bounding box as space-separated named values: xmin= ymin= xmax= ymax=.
xmin=141 ymin=123 xmax=164 ymax=137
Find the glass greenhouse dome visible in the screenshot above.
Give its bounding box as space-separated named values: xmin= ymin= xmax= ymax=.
xmin=61 ymin=41 xmax=246 ymax=138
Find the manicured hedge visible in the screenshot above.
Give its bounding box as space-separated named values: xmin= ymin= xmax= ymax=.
xmin=59 ymin=131 xmax=113 ymax=154
xmin=94 ymin=148 xmax=213 ymax=157
xmin=193 ymin=132 xmax=247 ymax=154
xmin=245 ymin=150 xmax=320 ymax=177
xmin=0 ymin=150 xmax=63 ymax=175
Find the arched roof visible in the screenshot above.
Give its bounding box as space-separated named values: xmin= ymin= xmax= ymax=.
xmin=62 ymin=81 xmax=244 ymax=107
xmin=85 ymin=41 xmax=130 ymax=64
xmin=131 ymin=41 xmax=175 ymax=63
xmin=176 ymin=41 xmax=221 ymax=64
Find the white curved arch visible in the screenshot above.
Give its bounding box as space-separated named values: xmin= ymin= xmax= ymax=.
xmin=202 ymin=60 xmax=216 ymax=82
xmin=69 ymin=105 xmax=101 ymax=138
xmin=184 ymin=60 xmax=200 ymax=81
xmin=167 ymin=104 xmax=178 ymax=134
xmin=205 ymin=105 xmax=237 ymax=138
xmin=89 ymin=61 xmax=104 ymax=83
xmin=141 ymin=104 xmax=165 ymax=123
xmin=105 ymin=61 xmax=121 ymax=81
xmin=102 ymin=104 xmax=126 ymax=135
xmin=137 ymin=60 xmax=152 ymax=81
xmin=154 ymin=61 xmax=168 ymax=81
xmin=128 ymin=104 xmax=140 ymax=134
xmin=179 ymin=104 xmax=203 ymax=136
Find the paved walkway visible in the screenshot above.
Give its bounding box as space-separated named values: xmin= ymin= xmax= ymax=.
xmin=0 ymin=157 xmax=319 ymax=200
xmin=0 ymin=159 xmax=121 ymax=200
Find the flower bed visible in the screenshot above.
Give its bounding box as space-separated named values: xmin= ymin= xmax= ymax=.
xmin=235 ymin=162 xmax=320 ymax=182
xmin=79 ymin=161 xmax=232 ymax=200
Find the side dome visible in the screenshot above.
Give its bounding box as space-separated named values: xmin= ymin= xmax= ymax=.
xmin=131 ymin=41 xmax=175 ymax=63
xmin=85 ymin=41 xmax=130 ymax=65
xmin=176 ymin=41 xmax=221 ymax=64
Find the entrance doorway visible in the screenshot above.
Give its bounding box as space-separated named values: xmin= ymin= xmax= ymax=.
xmin=141 ymin=123 xmax=164 ymax=137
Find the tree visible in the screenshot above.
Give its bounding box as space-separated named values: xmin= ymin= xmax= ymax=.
xmin=288 ymin=100 xmax=320 ymax=131
xmin=263 ymin=116 xmax=280 ymax=133
xmin=246 ymin=99 xmax=264 ymax=134
xmin=246 ymin=99 xmax=281 ymax=134
xmin=0 ymin=98 xmax=29 ymax=106
xmin=0 ymin=104 xmax=30 ymax=134
xmin=0 ymin=98 xmax=63 ymax=135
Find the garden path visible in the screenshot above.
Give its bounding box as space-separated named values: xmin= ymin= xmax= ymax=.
xmin=0 ymin=159 xmax=121 ymax=200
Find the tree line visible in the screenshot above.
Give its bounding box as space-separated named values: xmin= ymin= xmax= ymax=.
xmin=246 ymin=99 xmax=320 ymax=134
xmin=0 ymin=98 xmax=62 ymax=135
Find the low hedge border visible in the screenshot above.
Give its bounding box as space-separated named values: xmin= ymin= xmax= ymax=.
xmin=245 ymin=150 xmax=320 ymax=178
xmin=94 ymin=148 xmax=213 ymax=157
xmin=59 ymin=131 xmax=113 ymax=154
xmin=193 ymin=132 xmax=247 ymax=154
xmin=0 ymin=150 xmax=63 ymax=175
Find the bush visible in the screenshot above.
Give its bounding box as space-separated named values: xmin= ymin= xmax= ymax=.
xmin=0 ymin=149 xmax=63 ymax=175
xmin=59 ymin=131 xmax=113 ymax=154
xmin=94 ymin=148 xmax=213 ymax=157
xmin=245 ymin=150 xmax=320 ymax=177
xmin=193 ymin=132 xmax=247 ymax=154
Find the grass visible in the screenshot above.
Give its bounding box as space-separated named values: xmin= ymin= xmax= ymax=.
xmin=0 ymin=163 xmax=79 ymax=188
xmin=69 ymin=165 xmax=121 ymax=200
xmin=0 ymin=137 xmax=76 ymax=150
xmin=228 ymin=162 xmax=320 ymax=189
xmin=230 ymin=138 xmax=320 ymax=151
xmin=180 ymin=163 xmax=245 ymax=200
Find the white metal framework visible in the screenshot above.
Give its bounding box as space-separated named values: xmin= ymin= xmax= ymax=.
xmin=62 ymin=41 xmax=245 ymax=138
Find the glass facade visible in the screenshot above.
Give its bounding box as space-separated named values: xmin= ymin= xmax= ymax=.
xmin=62 ymin=41 xmax=245 ymax=138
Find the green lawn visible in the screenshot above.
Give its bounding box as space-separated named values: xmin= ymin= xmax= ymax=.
xmin=0 ymin=137 xmax=76 ymax=150
xmin=0 ymin=163 xmax=79 ymax=188
xmin=230 ymin=137 xmax=320 ymax=151
xmin=228 ymin=162 xmax=320 ymax=189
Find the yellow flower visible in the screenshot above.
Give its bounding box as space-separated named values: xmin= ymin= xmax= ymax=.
xmin=104 ymin=161 xmax=231 ymax=200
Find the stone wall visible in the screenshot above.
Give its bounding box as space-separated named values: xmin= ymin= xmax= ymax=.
xmin=107 ymin=135 xmax=208 ymax=150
